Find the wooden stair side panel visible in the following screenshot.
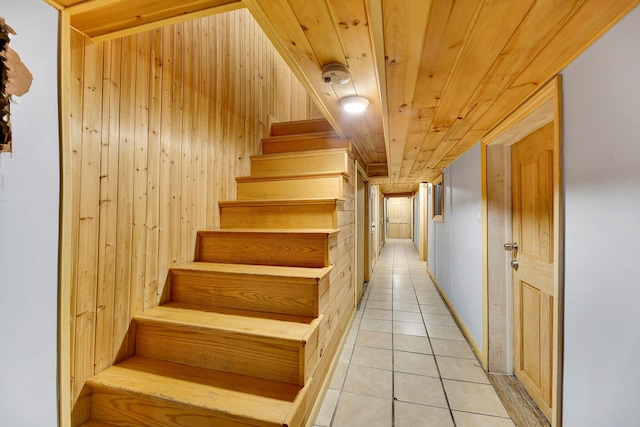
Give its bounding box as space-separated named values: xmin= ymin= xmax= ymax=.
xmin=196 ymin=230 xmax=337 ymax=268
xmin=299 ymin=154 xmax=358 ymax=424
xmin=134 ymin=305 xmax=319 ymax=385
xmin=170 ymin=263 xmax=330 ymax=317
xmin=269 ymin=118 xmax=334 ymax=136
xmin=283 ymin=376 xmax=316 ymax=427
xmin=250 ymin=149 xmax=350 ymax=177
xmin=219 ymin=199 xmax=339 ymax=230
xmin=87 ymin=356 xmax=303 ymax=427
xmin=261 ymin=134 xmax=351 ymax=156
xmin=236 ymin=174 xmax=345 ymax=201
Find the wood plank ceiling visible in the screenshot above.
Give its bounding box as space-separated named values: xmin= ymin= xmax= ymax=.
xmin=47 ymin=0 xmax=640 ymax=195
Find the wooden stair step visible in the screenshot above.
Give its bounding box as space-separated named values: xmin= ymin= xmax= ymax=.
xmin=219 ymin=198 xmax=342 ymax=229
xmin=196 ymin=229 xmax=338 ymax=268
xmin=134 ymin=303 xmax=321 ymax=385
xmin=170 ymin=262 xmax=332 ymax=317
xmin=165 ymin=303 xmax=318 ymax=327
xmin=261 ymin=132 xmax=350 ymax=155
xmin=236 ymin=172 xmax=346 ymax=201
xmin=87 ymin=356 xmax=312 ymax=427
xmin=269 ymin=118 xmax=334 ymax=136
xmin=252 ymin=148 xmax=351 ymax=178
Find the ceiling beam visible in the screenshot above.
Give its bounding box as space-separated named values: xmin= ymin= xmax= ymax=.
xmin=365 ymin=0 xmax=390 ymax=175
xmin=64 ymin=0 xmax=244 ymax=42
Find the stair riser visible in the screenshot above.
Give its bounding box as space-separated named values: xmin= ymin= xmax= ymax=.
xmin=262 ymin=137 xmax=349 ymax=155
xmin=90 ymin=388 xmax=258 ymax=427
xmin=196 ymin=232 xmax=332 ymax=268
xmin=171 ymin=271 xmax=321 ymax=317
xmin=135 ymin=321 xmax=306 ymax=385
xmin=269 ymin=119 xmax=333 ymax=136
xmin=251 ymin=151 xmax=349 ymax=177
xmin=220 ymin=204 xmax=337 ymax=229
xmin=237 ymin=175 xmax=344 ymax=200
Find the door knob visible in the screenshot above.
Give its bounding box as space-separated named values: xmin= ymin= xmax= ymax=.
xmin=504 ymin=242 xmax=518 ymax=252
xmin=511 ymin=260 xmax=519 ymax=271
xmin=504 ymin=242 xmax=518 ymax=257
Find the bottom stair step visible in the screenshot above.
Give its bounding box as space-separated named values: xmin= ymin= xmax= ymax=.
xmin=87 ymin=356 xmax=312 ymax=427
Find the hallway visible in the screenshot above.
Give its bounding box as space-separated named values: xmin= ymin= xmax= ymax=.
xmin=313 ymin=239 xmax=515 ymax=427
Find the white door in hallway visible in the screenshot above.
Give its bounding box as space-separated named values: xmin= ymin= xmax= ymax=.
xmin=387 ymin=197 xmax=411 ymax=239
xmin=511 ymin=122 xmax=555 ymax=421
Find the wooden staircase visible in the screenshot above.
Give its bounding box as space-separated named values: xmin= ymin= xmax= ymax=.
xmin=81 ymin=119 xmax=356 ymax=427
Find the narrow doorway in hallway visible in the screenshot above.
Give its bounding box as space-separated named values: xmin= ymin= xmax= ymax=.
xmin=484 ymin=78 xmax=562 ymax=427
xmin=510 ymin=123 xmax=556 ymax=422
xmin=386 ymin=197 xmax=412 ymax=239
xmin=314 ymin=240 xmax=515 ymax=427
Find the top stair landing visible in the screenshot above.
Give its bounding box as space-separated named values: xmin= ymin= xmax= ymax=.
xmin=269 ymin=118 xmax=335 ymax=137
xmin=261 ymin=132 xmax=351 ymax=155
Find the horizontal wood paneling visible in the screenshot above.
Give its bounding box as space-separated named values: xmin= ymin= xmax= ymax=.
xmin=67 ymin=9 xmax=322 ymax=424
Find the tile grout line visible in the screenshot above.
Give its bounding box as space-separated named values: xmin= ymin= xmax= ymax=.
xmin=390 ymin=239 xmax=399 ymax=427
xmin=408 ymin=245 xmax=458 ymax=427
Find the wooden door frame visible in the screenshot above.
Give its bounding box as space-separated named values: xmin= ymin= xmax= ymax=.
xmin=58 ymin=10 xmax=73 ymax=427
xmin=355 ymin=163 xmax=370 ymax=302
xmin=481 ymin=76 xmax=564 ymax=427
xmin=418 ymin=183 xmax=428 ymax=261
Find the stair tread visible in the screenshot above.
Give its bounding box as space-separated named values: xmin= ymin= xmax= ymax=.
xmin=88 ymin=356 xmax=304 ymax=425
xmin=236 ymin=170 xmax=348 ymax=182
xmin=219 ymin=198 xmax=344 ymax=207
xmin=135 ymin=303 xmax=319 ymax=344
xmin=171 ymin=261 xmax=333 ymax=279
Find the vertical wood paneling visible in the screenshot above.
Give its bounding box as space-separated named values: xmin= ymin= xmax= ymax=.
xmin=144 ymin=29 xmax=163 ymax=310
xmin=94 ymin=39 xmax=118 ymax=374
xmin=113 ymin=36 xmax=135 ymax=365
xmin=157 ymin=26 xmax=174 ymax=302
xmin=74 ymin=37 xmax=103 ymax=402
xmin=67 ymin=9 xmax=322 ymax=422
xmin=68 ymin=30 xmax=85 ymax=417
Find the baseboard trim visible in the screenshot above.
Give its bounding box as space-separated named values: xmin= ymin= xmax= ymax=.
xmin=426 ymin=267 xmax=484 ymax=363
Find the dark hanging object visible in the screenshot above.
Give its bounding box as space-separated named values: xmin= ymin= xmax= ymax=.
xmin=0 ymin=18 xmax=14 ymax=151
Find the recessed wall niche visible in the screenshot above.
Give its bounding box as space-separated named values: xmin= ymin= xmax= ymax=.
xmin=0 ymin=18 xmax=12 ymax=153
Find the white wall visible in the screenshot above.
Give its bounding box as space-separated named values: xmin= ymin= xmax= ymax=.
xmin=561 ymin=6 xmax=640 ymax=426
xmin=431 ymin=143 xmax=483 ymax=349
xmin=0 ymin=1 xmax=60 ymax=425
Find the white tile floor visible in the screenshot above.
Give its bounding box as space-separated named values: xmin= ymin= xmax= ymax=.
xmin=313 ymin=239 xmax=515 ymax=427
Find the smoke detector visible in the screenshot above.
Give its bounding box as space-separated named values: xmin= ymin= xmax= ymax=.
xmin=322 ymin=63 xmax=351 ymax=85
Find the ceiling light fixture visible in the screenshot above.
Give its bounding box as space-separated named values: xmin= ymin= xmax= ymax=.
xmin=340 ymin=96 xmax=369 ymax=113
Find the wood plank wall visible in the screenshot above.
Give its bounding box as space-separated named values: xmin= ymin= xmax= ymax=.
xmin=67 ymin=8 xmax=322 ymax=421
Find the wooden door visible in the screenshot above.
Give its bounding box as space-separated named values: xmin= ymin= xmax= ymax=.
xmin=511 ymin=123 xmax=555 ymax=421
xmin=387 ymin=197 xmax=411 ymax=239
